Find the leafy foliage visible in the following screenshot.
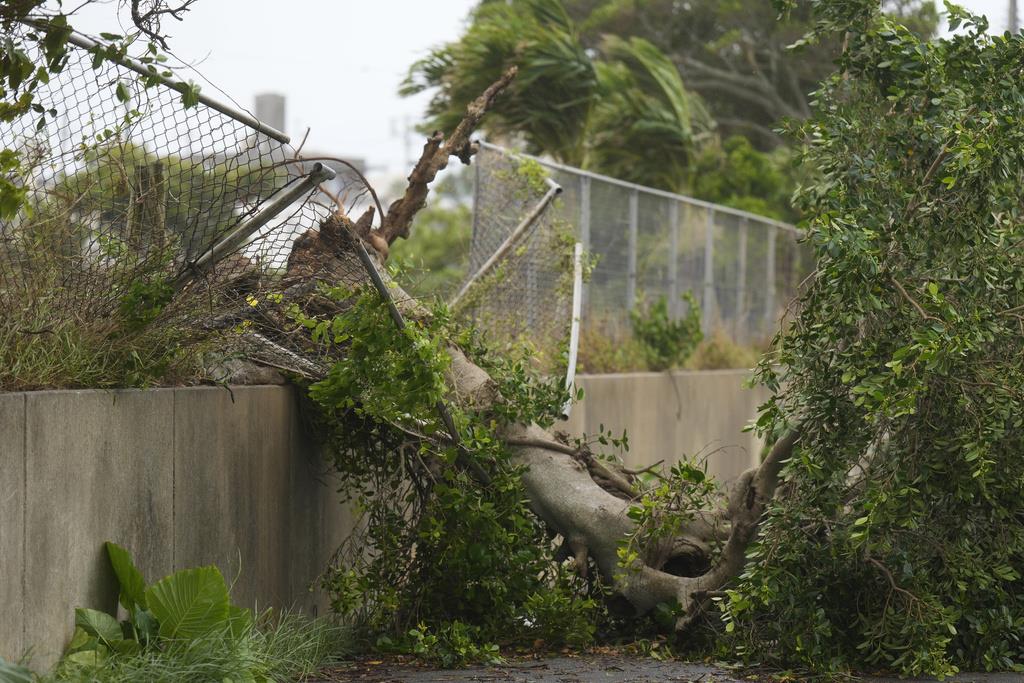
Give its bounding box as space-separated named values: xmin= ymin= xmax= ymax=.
xmin=46 ymin=542 xmax=344 ymax=682
xmin=586 ymin=35 xmax=714 ymax=189
xmin=404 ymin=0 xmax=711 ymax=191
xmin=726 ymin=2 xmax=1024 ymax=677
xmin=618 ymin=460 xmax=720 ymax=579
xmin=296 ymin=285 xmax=597 ymax=657
xmin=403 ymin=0 xmax=597 ymax=166
xmin=629 ymin=293 xmax=703 ymax=371
xmin=563 ymin=0 xmax=938 ymax=148
xmin=0 ymin=657 xmax=32 ymax=683
xmin=690 ymin=136 xmax=799 ymax=222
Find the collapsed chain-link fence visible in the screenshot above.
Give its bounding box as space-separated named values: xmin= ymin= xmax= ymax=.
xmin=0 ymin=28 xmax=348 ymax=331
xmin=0 ymin=27 xmax=358 ymax=384
xmin=467 ymin=142 xmax=812 ymax=362
xmin=453 ymin=148 xmax=581 ymax=375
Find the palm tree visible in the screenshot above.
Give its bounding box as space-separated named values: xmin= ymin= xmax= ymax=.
xmin=588 ymin=36 xmax=714 ymax=191
xmin=401 ymin=0 xmax=712 ymax=192
xmin=401 ymin=0 xmax=598 ymax=167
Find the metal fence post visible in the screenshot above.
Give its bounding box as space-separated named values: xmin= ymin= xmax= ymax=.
xmin=703 ymin=208 xmax=715 ymax=333
xmin=580 ymin=176 xmax=591 ymax=311
xmin=764 ymin=227 xmax=777 ymax=333
xmin=627 ymin=189 xmax=639 ymax=309
xmin=668 ymin=200 xmax=679 ymax=318
xmin=737 ymin=217 xmax=748 ymax=340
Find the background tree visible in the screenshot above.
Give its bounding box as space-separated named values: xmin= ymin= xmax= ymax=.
xmin=690 ymin=135 xmax=799 ymax=222
xmin=403 ymin=0 xmax=712 ymax=192
xmin=0 ymin=1 xmax=201 ymax=221
xmin=562 ymin=0 xmax=939 ymax=148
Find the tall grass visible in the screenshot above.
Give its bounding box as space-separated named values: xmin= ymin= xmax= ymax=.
xmin=0 ymin=306 xmax=206 ymax=391
xmin=41 ymin=612 xmax=350 ymax=683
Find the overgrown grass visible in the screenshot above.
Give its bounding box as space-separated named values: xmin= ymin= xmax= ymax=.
xmin=0 ymin=302 xmax=207 ymax=391
xmin=578 ymin=326 xmax=767 ymax=374
xmin=40 ymin=612 xmax=349 ymax=683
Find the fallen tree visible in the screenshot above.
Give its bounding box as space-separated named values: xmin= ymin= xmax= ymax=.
xmin=220 ymin=1 xmax=1024 ymax=677
xmin=241 ymin=66 xmax=800 ymax=642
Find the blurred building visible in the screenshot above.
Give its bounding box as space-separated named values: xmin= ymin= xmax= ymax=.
xmin=253 ymin=92 xmax=367 ymax=208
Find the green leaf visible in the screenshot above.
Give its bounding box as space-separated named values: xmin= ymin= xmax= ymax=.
xmin=179 ymin=81 xmax=201 ymax=108
xmin=0 ymin=657 xmax=33 ymax=683
xmin=74 ymin=608 xmax=122 ymax=645
xmin=63 ymin=649 xmax=106 ymax=669
xmin=144 ymin=565 xmax=231 ymax=639
xmin=129 ymin=606 xmax=159 ymax=644
xmin=105 ymin=541 xmax=147 ymax=611
xmin=66 ymin=627 xmax=91 ymax=653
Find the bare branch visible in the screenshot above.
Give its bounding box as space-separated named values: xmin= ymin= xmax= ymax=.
xmin=127 ymin=0 xmax=198 ymax=48
xmin=376 ymin=66 xmax=517 ymax=249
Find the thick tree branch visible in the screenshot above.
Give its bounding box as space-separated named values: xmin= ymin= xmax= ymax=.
xmin=375 ymin=66 xmax=517 ymax=249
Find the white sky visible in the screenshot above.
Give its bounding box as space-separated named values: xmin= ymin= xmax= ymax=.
xmin=64 ymin=0 xmax=1014 ymax=179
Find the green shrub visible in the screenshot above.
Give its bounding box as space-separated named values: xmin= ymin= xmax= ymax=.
xmin=523 ymin=589 xmax=598 ymax=649
xmin=686 ymin=330 xmax=764 ymax=370
xmin=725 ymin=3 xmax=1024 ymax=677
xmin=378 ymin=622 xmax=501 ymax=668
xmin=629 ymin=292 xmax=702 ymax=371
xmin=34 ymin=542 xmax=346 ymax=683
xmin=576 ymin=324 xmax=649 ymax=374
xmin=297 ymin=285 xmax=596 ymax=663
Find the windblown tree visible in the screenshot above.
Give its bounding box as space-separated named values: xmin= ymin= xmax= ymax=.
xmin=562 ymin=0 xmax=939 ymax=148
xmin=722 ymin=2 xmax=1024 ymax=676
xmin=402 ymin=0 xmax=713 ymax=192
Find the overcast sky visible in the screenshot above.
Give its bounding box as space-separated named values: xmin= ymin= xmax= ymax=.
xmin=66 ymin=0 xmax=1014 ymax=179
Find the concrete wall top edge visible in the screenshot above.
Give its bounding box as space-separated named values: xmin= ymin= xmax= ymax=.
xmin=0 ymin=374 xmax=758 ymax=396
xmin=577 ymin=369 xmax=756 ymax=380
xmin=0 ymin=384 xmax=291 ymax=398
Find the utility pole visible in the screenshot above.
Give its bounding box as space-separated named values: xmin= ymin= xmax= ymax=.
xmin=1011 ymin=0 xmax=1020 ymax=33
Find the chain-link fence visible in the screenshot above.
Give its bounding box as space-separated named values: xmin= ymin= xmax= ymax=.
xmin=468 ymin=142 xmax=811 ymax=359
xmin=454 ymin=148 xmax=581 ymax=374
xmin=0 ymin=27 xmax=338 ymax=346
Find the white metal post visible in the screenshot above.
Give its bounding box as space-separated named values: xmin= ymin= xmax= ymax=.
xmin=703 ymin=208 xmax=715 ymax=333
xmin=561 ymin=242 xmax=584 ymax=419
xmin=668 ymin=201 xmax=679 ymax=318
xmin=627 ymin=190 xmax=639 ymax=309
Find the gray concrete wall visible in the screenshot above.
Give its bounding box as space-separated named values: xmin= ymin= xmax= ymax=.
xmin=0 ymin=371 xmax=765 ymax=670
xmin=0 ymin=386 xmax=351 ymax=671
xmin=559 ymin=370 xmax=770 ymax=483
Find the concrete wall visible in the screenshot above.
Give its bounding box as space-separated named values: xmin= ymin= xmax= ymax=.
xmin=559 ymin=370 xmax=770 ymax=482
xmin=0 ymin=386 xmax=351 ymax=670
xmin=0 ymin=371 xmax=766 ymax=669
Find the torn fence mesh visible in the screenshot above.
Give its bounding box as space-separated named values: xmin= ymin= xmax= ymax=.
xmin=0 ymin=29 xmax=344 ymax=335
